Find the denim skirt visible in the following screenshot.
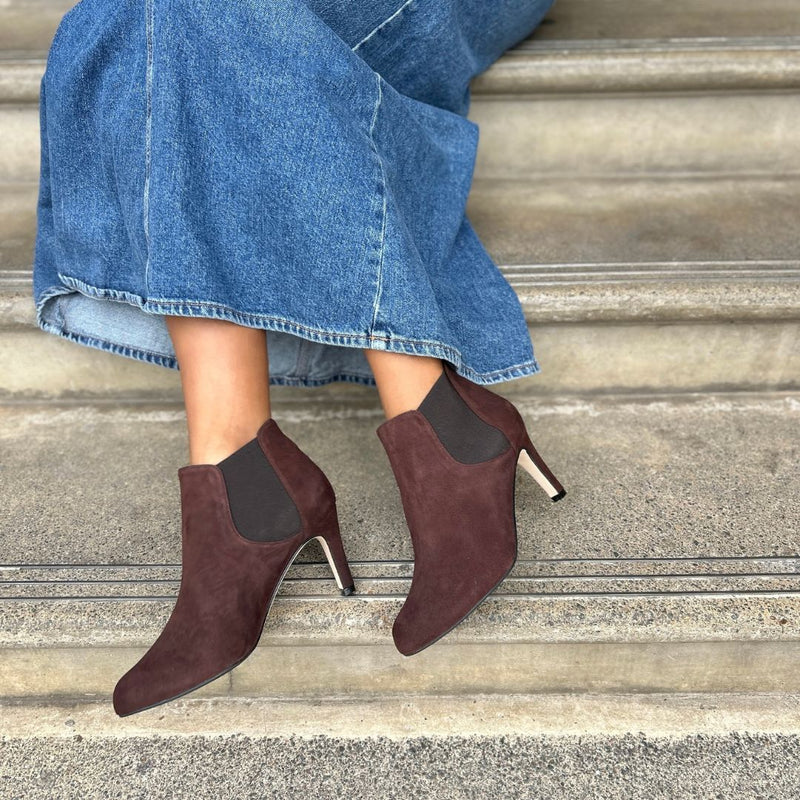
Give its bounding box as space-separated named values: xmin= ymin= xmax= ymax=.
xmin=33 ymin=0 xmax=554 ymax=387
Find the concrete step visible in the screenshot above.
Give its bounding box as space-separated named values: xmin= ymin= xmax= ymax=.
xmin=0 ymin=0 xmax=73 ymax=53
xmin=3 ymin=0 xmax=800 ymax=54
xmin=539 ymin=0 xmax=800 ymax=40
xmin=4 ymin=575 xmax=800 ymax=697
xmin=469 ymin=175 xmax=800 ymax=272
xmin=2 ymin=175 xmax=798 ymax=398
xmin=2 ymin=695 xmax=799 ymax=798
xmin=473 ymin=35 xmax=800 ymax=95
xmin=0 ymin=181 xmax=37 ymax=272
xmin=3 ymin=393 xmax=797 ymax=564
xmin=4 ymin=37 xmax=800 ymax=181
xmin=1 ymin=393 xmax=798 ymax=701
xmin=471 ymin=64 xmax=800 ymax=178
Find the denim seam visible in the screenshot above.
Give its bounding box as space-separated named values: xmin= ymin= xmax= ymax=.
xmin=352 ymin=0 xmax=416 ymax=52
xmin=143 ymin=0 xmax=154 ymax=294
xmin=366 ymin=72 xmax=388 ymax=339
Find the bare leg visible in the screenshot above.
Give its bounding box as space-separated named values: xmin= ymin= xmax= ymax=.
xmin=165 ymin=316 xmax=271 ymax=465
xmin=363 ymin=350 xmax=444 ymax=420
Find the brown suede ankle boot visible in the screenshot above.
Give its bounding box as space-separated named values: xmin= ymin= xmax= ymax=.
xmin=113 ymin=417 xmax=355 ymax=717
xmin=376 ymin=361 xmax=564 ymax=656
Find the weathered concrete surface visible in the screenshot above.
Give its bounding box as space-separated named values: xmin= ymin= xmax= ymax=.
xmin=473 ymin=39 xmax=800 ymax=96
xmin=529 ymin=321 xmax=800 ymax=394
xmin=5 ymin=641 xmax=800 ymax=701
xmin=538 ymin=0 xmax=800 ymax=40
xmin=0 ymin=106 xmax=36 ymax=181
xmin=1 ymin=393 xmax=798 ymax=703
xmin=0 ymin=183 xmax=32 ymax=271
xmin=3 ymin=320 xmax=800 ymax=398
xmin=5 ymin=693 xmax=800 ymax=738
xmin=7 ymin=562 xmax=800 ymax=599
xmin=2 ymin=591 xmax=800 ymax=648
xmin=0 ymin=328 xmax=185 ymax=399
xmin=470 ymin=90 xmax=800 ymax=175
xmin=468 ymin=177 xmax=800 ymax=264
xmin=1 ymin=720 xmax=799 ymax=799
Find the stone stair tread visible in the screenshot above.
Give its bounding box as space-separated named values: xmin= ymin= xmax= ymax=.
xmin=1 ymin=393 xmax=797 ymax=564
xmin=4 ymin=692 xmax=800 ymax=736
xmin=6 ymin=592 xmax=800 ymax=645
xmin=8 ymin=556 xmax=800 ymax=580
xmin=1 ymin=393 xmax=797 ymax=658
xmin=4 ymin=638 xmax=800 ymax=702
xmin=468 ymin=176 xmax=800 ymax=266
xmin=539 ymin=0 xmax=800 ymax=41
xmin=472 ymin=34 xmax=800 ymax=94
xmin=2 ymin=695 xmax=800 ymax=799
xmin=4 ymin=566 xmax=800 ymax=600
xmin=3 ymin=592 xmax=800 ymax=650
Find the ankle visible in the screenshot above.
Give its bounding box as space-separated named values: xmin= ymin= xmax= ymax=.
xmin=364 ymin=350 xmax=449 ymax=420
xmin=188 ymin=416 xmax=272 ymax=466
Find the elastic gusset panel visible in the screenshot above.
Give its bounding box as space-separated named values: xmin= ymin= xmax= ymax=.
xmin=217 ymin=439 xmax=302 ymax=542
xmin=418 ymin=369 xmax=510 ymax=463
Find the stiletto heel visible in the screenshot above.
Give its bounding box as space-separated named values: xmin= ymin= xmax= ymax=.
xmin=315 ymin=525 xmax=356 ymax=596
xmin=517 ymin=431 xmax=566 ymax=502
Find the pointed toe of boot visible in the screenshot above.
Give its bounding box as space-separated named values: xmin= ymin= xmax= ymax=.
xmin=391 ymin=554 xmax=516 ymax=657
xmin=112 ymin=631 xmax=207 ymax=717
xmin=391 ymin=602 xmax=449 ymax=657
xmin=113 ymin=671 xmax=146 ymax=718
xmin=391 ymin=611 xmax=420 ymax=657
xmin=112 ymin=625 xmax=254 ymax=717
xmin=112 ymin=672 xmax=135 ymax=717
xmin=113 ymin=662 xmax=161 ymax=718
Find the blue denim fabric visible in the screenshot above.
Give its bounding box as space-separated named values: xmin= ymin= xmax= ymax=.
xmin=33 ymin=0 xmax=555 ymax=387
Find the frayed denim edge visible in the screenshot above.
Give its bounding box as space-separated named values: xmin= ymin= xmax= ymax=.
xmin=35 ymin=276 xmax=542 ymax=387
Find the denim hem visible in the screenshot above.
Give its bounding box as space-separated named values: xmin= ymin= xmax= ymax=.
xmin=35 ymin=276 xmax=542 ymax=387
